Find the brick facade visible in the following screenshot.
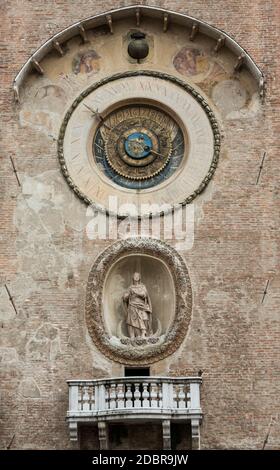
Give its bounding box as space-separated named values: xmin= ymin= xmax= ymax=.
xmin=0 ymin=0 xmax=279 ymax=449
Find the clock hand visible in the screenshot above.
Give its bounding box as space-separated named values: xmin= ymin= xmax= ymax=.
xmin=83 ymin=103 xmax=104 ymax=120
xmin=145 ymin=147 xmax=165 ymax=158
xmin=83 ymin=103 xmax=116 ymax=132
xmin=128 ymin=135 xmax=167 ymax=158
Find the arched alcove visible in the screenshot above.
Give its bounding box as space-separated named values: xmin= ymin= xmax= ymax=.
xmin=103 ymin=253 xmax=176 ymax=338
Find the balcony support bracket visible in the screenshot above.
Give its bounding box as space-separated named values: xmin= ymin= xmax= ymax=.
xmin=69 ymin=421 xmax=78 ymax=441
xmin=98 ymin=421 xmax=109 ymax=450
xmin=191 ymin=418 xmax=200 ymax=450
xmin=162 ymin=419 xmax=171 ymax=450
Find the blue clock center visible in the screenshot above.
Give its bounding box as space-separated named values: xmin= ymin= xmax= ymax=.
xmin=124 ymin=132 xmax=152 ymax=159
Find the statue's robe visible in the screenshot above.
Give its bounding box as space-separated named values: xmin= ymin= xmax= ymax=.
xmin=124 ymin=283 xmax=153 ymax=337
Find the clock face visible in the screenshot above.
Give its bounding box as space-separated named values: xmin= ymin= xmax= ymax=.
xmin=93 ymin=104 xmax=185 ymax=189
xmin=58 ymin=72 xmax=220 ymax=217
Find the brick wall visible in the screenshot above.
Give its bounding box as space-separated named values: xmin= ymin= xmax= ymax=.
xmin=0 ymin=0 xmax=279 ymax=449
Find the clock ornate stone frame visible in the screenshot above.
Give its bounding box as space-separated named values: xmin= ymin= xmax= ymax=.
xmin=85 ymin=237 xmax=192 ymax=365
xmin=58 ymin=70 xmax=220 ymax=218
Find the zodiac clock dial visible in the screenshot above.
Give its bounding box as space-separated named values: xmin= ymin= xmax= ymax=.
xmin=93 ymin=105 xmax=184 ymax=189
xmin=58 ymin=72 xmax=219 ymax=217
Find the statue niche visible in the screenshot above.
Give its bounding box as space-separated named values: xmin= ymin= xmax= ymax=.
xmin=102 ymin=253 xmax=175 ymax=346
xmin=86 ymin=238 xmax=192 ymax=364
xmin=123 ymin=272 xmax=153 ymax=339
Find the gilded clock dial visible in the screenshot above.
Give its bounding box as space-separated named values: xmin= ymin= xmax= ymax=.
xmin=93 ymin=105 xmax=185 ymax=189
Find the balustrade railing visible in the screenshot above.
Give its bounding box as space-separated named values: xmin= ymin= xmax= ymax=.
xmin=67 ymin=377 xmax=201 ymax=415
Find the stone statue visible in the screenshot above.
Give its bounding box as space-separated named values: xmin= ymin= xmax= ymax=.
xmin=123 ymin=272 xmax=153 ymax=338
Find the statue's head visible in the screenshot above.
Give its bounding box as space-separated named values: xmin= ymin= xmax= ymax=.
xmin=133 ymin=272 xmax=141 ymax=283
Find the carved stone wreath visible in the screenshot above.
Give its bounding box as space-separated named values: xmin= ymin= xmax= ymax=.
xmin=85 ymin=238 xmax=192 ymax=365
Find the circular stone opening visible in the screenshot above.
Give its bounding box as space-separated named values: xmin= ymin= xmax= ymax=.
xmin=103 ymin=254 xmax=176 ymax=339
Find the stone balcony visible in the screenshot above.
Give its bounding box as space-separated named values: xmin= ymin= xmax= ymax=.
xmin=67 ymin=376 xmax=202 ymax=449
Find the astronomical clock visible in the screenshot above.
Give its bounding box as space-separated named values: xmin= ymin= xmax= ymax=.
xmin=58 ymin=71 xmax=219 ymax=216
